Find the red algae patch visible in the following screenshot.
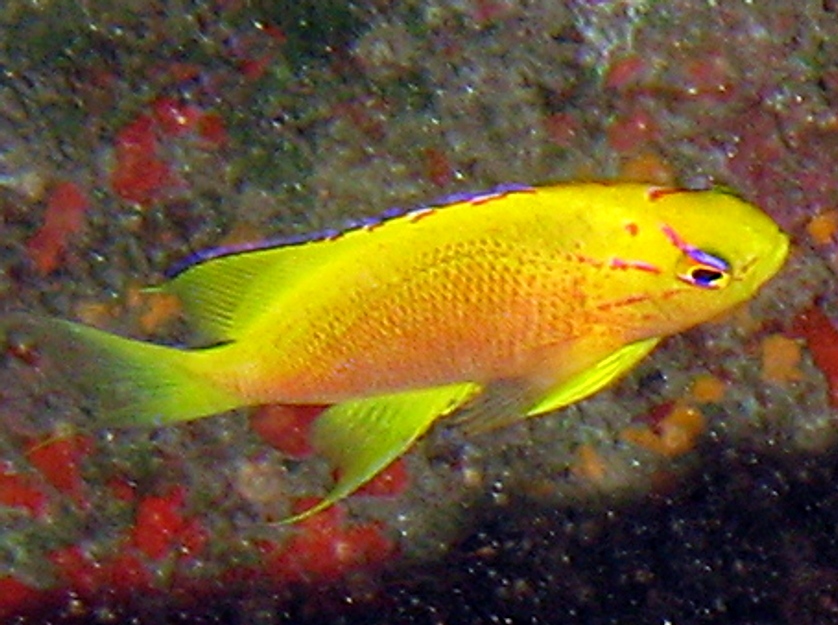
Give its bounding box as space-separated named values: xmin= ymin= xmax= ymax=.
xmin=262 ymin=497 xmax=395 ymax=584
xmin=130 ymin=485 xmax=209 ymax=562
xmin=0 ymin=576 xmax=41 ymax=620
xmin=132 ymin=486 xmax=188 ymax=560
xmin=151 ymin=97 xmax=201 ymax=138
xmin=48 ymin=545 xmax=103 ymax=597
xmin=110 ymin=114 xmax=173 ymax=206
xmin=603 ymin=54 xmax=648 ymax=91
xmin=0 ymin=463 xmax=48 ymax=517
xmin=48 ymin=543 xmax=155 ymax=599
xmin=790 ymin=305 xmax=838 ymax=408
xmin=423 ymin=147 xmax=454 ymax=187
xmin=544 ymin=112 xmax=582 ymax=149
xmin=99 ymin=552 xmax=154 ymax=594
xmin=26 ymin=181 xmax=90 ymax=275
xmin=250 ymin=404 xmax=326 ymax=459
xmin=679 ymin=52 xmax=736 ymax=101
xmin=25 ymin=434 xmax=94 ymax=509
xmin=355 ymin=457 xmax=409 ymax=498
xmin=605 ymin=107 xmax=659 ymax=154
xmin=196 ymin=112 xmax=228 ymax=148
xmin=109 ymin=104 xmax=228 ymax=208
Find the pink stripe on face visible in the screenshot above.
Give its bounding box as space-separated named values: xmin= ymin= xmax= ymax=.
xmin=646 ymin=187 xmax=683 ymax=202
xmin=596 ymin=294 xmax=651 ymax=311
xmin=609 ymin=257 xmax=661 ymax=273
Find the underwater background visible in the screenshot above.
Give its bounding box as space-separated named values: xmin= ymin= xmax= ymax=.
xmin=2 ymin=1 xmax=838 ymax=623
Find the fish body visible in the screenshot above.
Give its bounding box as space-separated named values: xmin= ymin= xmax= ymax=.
xmin=7 ymin=183 xmax=789 ymax=521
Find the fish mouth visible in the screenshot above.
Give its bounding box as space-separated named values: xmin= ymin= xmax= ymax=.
xmin=747 ymin=227 xmax=790 ymax=290
xmin=764 ymin=228 xmax=791 ymax=279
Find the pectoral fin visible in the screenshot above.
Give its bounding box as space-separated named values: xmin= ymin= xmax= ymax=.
xmin=451 ymin=337 xmax=661 ymax=436
xmin=281 ymin=382 xmax=481 ymax=524
xmin=525 ymin=337 xmax=661 ymax=417
xmin=445 ymin=379 xmax=541 ymax=436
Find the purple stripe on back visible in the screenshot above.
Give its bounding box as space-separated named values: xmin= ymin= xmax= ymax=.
xmin=166 ymin=183 xmax=535 ymax=278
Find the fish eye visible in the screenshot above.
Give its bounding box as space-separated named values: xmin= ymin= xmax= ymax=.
xmin=678 ymin=262 xmax=731 ymax=289
xmin=674 ymin=247 xmax=731 ymax=290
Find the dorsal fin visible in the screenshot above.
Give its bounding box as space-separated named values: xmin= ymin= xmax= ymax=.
xmin=154 ymin=240 xmax=348 ymax=343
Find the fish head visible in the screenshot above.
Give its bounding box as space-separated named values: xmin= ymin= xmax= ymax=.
xmin=593 ymin=186 xmax=789 ymax=339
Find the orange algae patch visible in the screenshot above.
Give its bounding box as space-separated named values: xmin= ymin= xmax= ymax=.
xmin=96 ymin=283 xmax=182 ymax=335
xmin=570 ymin=444 xmax=608 ymax=483
xmin=806 ymin=210 xmax=838 ymax=246
xmin=689 ymin=374 xmax=727 ymax=404
xmin=137 ymin=290 xmax=182 ymax=334
xmin=621 ymin=402 xmax=706 ymax=458
xmin=219 ymin=221 xmax=265 ymax=247
xmin=618 ymin=151 xmax=675 ymax=186
xmin=26 ymin=181 xmax=90 ymax=275
xmin=730 ymin=304 xmax=760 ymax=334
xmin=790 ymin=305 xmax=838 ymax=407
xmin=760 ymin=333 xmax=803 ymax=385
xmin=74 ymin=300 xmax=119 ymax=327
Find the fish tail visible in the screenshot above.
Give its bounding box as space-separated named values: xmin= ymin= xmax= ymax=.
xmin=2 ymin=314 xmax=243 ymax=427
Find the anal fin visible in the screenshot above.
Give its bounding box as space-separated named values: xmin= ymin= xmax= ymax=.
xmin=280 ymin=382 xmax=481 ymax=524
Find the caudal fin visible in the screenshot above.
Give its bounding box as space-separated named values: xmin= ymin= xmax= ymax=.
xmin=2 ymin=314 xmax=243 ymax=427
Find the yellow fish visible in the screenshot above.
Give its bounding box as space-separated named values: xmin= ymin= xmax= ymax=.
xmin=6 ymin=183 xmax=788 ymax=522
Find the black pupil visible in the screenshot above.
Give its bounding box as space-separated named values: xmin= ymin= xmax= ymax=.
xmin=691 ymin=267 xmax=724 ymax=286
